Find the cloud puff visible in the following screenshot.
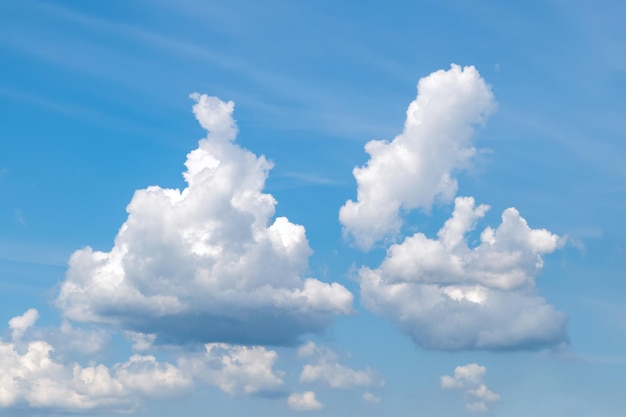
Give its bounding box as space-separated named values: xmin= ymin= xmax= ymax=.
xmin=0 ymin=310 xmax=287 ymax=412
xmin=28 ymin=321 xmax=111 ymax=362
xmin=8 ymin=308 xmax=38 ymax=341
xmin=9 ymin=309 xmax=110 ymax=361
xmin=363 ymin=392 xmax=381 ymax=403
xmin=287 ymin=391 xmax=323 ymax=411
xmin=339 ymin=64 xmax=496 ymax=249
xmin=441 ymin=363 xmax=500 ymax=413
xmin=0 ymin=311 xmax=190 ymax=411
xmin=297 ymin=342 xmax=381 ymax=389
xmin=179 ymin=343 xmax=284 ymax=396
xmin=57 ymin=94 xmax=353 ymax=346
xmin=359 ymin=197 xmax=568 ymax=350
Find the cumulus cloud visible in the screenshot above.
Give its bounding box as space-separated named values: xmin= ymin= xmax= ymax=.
xmin=341 ymin=65 xmax=567 ymax=350
xmin=0 ymin=311 xmax=190 ymax=411
xmin=34 ymin=321 xmax=110 ymax=360
xmin=125 ymin=331 xmax=156 ymax=352
xmin=179 ymin=343 xmax=284 ymax=396
xmin=298 ymin=342 xmax=381 ymax=389
xmin=441 ymin=363 xmax=499 ymax=413
xmin=0 ymin=310 xmax=287 ymax=412
xmin=8 ymin=308 xmax=38 ymax=341
xmin=359 ymin=197 xmax=567 ymax=350
xmin=7 ymin=310 xmax=109 ymax=360
xmin=0 ymin=341 xmax=191 ymax=410
xmin=287 ymin=391 xmax=323 ymax=411
xmin=339 ymin=64 xmax=496 ymax=249
xmin=377 ymin=196 xmax=563 ymax=290
xmin=363 ymin=392 xmax=381 ymax=403
xmin=57 ymin=94 xmax=353 ymax=346
xmin=113 ymin=354 xmax=192 ymax=398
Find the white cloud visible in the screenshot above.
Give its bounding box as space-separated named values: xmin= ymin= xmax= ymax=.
xmin=441 ymin=363 xmax=500 ymax=413
xmin=287 ymin=391 xmax=323 ymax=411
xmin=359 ymin=197 xmax=567 ymax=350
xmin=298 ymin=342 xmax=381 ymax=389
xmin=125 ymin=331 xmax=156 ymax=352
xmin=339 ymin=64 xmax=496 ymax=249
xmin=363 ymin=392 xmax=381 ymax=403
xmin=0 ymin=311 xmax=286 ymax=412
xmin=378 ymin=196 xmax=563 ymax=290
xmin=440 ymin=363 xmax=485 ymax=389
xmin=0 ymin=314 xmax=191 ymax=411
xmin=0 ymin=339 xmax=118 ymax=410
xmin=179 ymin=343 xmax=284 ymax=396
xmin=38 ymin=321 xmax=110 ymax=360
xmin=10 ymin=310 xmax=110 ymax=360
xmin=8 ymin=308 xmax=38 ymax=341
xmin=57 ymin=94 xmax=353 ymax=346
xmin=113 ymin=354 xmax=191 ymax=398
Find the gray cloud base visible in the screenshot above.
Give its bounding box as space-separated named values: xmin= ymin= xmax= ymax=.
xmin=361 ymin=271 xmax=567 ymax=350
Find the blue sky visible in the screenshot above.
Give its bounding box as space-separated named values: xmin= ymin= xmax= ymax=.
xmin=1 ymin=0 xmax=625 ymax=415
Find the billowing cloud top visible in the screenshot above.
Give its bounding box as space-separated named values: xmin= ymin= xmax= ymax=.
xmin=360 ymin=197 xmax=568 ymax=350
xmin=339 ymin=65 xmax=568 ymax=351
xmin=339 ymin=64 xmax=496 ymax=250
xmin=57 ymin=94 xmax=353 ymax=346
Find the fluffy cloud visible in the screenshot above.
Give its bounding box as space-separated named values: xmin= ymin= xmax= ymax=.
xmin=298 ymin=342 xmax=381 ymax=389
xmin=0 ymin=341 xmax=191 ymax=410
xmin=287 ymin=391 xmax=323 ymax=411
xmin=441 ymin=363 xmax=500 ymax=413
xmin=0 ymin=310 xmax=287 ymax=412
xmin=125 ymin=331 xmax=156 ymax=352
xmin=377 ymin=196 xmax=563 ymax=290
xmin=0 ymin=310 xmax=190 ymax=411
xmin=179 ymin=343 xmax=284 ymax=396
xmin=32 ymin=321 xmax=110 ymax=360
xmin=57 ymin=94 xmax=353 ymax=346
xmin=9 ymin=311 xmax=109 ymax=360
xmin=339 ymin=64 xmax=496 ymax=249
xmin=341 ymin=65 xmax=567 ymax=350
xmin=359 ymin=197 xmax=568 ymax=350
xmin=8 ymin=308 xmax=38 ymax=341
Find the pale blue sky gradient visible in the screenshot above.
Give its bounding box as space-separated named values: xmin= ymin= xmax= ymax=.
xmin=1 ymin=1 xmax=625 ymax=416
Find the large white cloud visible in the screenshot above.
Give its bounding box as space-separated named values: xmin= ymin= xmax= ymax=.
xmin=341 ymin=65 xmax=567 ymax=350
xmin=359 ymin=197 xmax=568 ymax=350
xmin=339 ymin=64 xmax=496 ymax=249
xmin=441 ymin=363 xmax=500 ymax=413
xmin=57 ymin=94 xmax=353 ymax=346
